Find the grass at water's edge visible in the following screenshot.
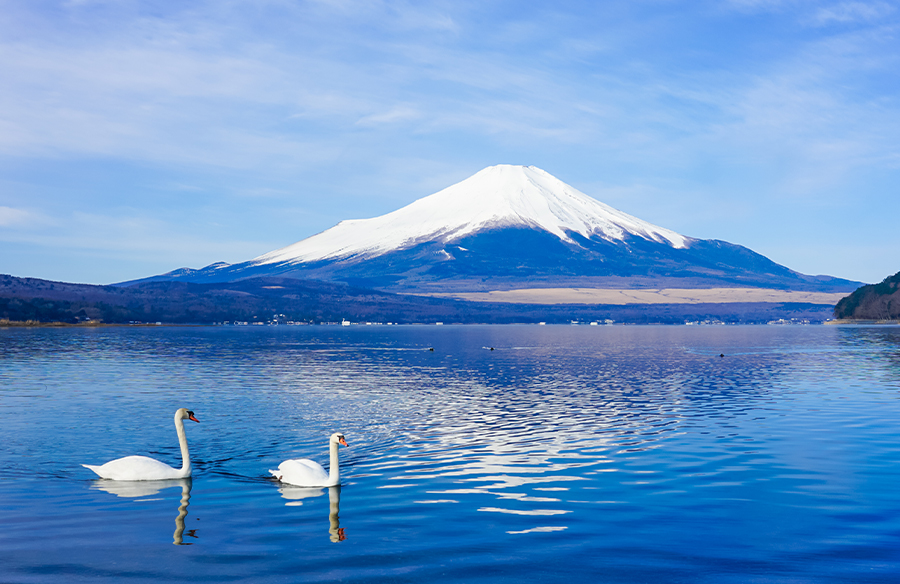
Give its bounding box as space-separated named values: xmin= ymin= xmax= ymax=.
xmin=825 ymin=319 xmax=900 ymax=325
xmin=0 ymin=319 xmax=162 ymax=328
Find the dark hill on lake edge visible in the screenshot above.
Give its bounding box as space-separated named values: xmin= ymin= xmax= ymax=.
xmin=833 ymin=270 xmax=900 ymax=320
xmin=2 ymin=274 xmax=839 ymax=325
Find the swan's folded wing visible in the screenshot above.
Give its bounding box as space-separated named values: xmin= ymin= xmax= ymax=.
xmin=83 ymin=455 xmax=181 ymax=481
xmin=274 ymin=458 xmax=329 ymax=486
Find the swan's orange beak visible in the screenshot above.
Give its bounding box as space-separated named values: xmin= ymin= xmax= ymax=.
xmin=339 ymin=436 xmax=348 ymax=447
xmin=188 ymin=413 xmax=199 ymax=423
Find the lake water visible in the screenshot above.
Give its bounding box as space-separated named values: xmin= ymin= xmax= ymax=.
xmin=2 ymin=324 xmax=900 ymax=583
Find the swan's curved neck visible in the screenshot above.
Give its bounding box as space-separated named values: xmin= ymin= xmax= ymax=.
xmin=174 ymin=416 xmax=191 ymax=477
xmin=328 ymin=440 xmax=341 ymax=485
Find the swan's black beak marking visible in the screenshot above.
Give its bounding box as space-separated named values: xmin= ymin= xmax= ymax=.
xmin=187 ymin=411 xmax=199 ymax=423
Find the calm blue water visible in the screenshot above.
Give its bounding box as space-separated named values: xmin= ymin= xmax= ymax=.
xmin=2 ymin=324 xmax=900 ymax=583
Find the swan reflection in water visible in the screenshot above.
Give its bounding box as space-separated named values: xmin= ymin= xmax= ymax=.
xmin=90 ymin=477 xmax=196 ymax=545
xmin=277 ymin=484 xmax=346 ymax=542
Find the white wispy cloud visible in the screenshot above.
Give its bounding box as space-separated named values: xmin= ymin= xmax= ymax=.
xmin=0 ymin=206 xmax=32 ymax=227
xmin=356 ymin=105 xmax=422 ymax=126
xmin=812 ymin=1 xmax=896 ymax=25
xmin=1 ymin=0 xmax=899 ymax=283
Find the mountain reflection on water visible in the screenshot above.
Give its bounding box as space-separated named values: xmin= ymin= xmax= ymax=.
xmin=2 ymin=324 xmax=900 ymax=583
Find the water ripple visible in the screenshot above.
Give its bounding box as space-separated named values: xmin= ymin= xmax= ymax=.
xmin=3 ymin=325 xmax=900 ymax=582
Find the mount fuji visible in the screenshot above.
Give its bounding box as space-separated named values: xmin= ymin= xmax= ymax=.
xmin=126 ymin=165 xmax=859 ymax=294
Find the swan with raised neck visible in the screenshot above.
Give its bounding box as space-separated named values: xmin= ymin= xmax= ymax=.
xmin=83 ymin=408 xmax=200 ymax=481
xmin=270 ymin=433 xmax=349 ymax=487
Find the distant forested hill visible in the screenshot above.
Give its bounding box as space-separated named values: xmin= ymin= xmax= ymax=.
xmin=833 ymin=271 xmax=900 ymax=320
xmin=0 ymin=274 xmax=496 ymax=324
xmin=1 ymin=274 xmax=837 ymax=325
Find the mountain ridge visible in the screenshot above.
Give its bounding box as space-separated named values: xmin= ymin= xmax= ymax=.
xmin=120 ymin=165 xmax=862 ymax=294
xmin=252 ymin=165 xmax=688 ymax=267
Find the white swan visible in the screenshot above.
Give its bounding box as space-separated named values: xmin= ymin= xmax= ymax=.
xmin=82 ymin=408 xmax=199 ymax=481
xmin=270 ymin=432 xmax=348 ymax=487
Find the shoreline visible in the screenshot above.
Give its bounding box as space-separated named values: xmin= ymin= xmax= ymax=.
xmin=414 ymin=287 xmax=848 ymax=306
xmin=0 ymin=320 xmax=162 ymax=328
xmin=825 ymin=319 xmax=900 ymax=325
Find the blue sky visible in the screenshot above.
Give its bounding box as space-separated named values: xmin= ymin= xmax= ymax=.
xmin=1 ymin=0 xmax=898 ymax=285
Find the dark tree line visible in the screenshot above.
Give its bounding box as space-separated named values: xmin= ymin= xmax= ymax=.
xmin=834 ymin=271 xmax=900 ymax=320
xmin=1 ymin=273 xmax=838 ymax=325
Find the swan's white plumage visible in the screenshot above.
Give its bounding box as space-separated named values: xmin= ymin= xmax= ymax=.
xmin=272 ymin=459 xmax=329 ymax=485
xmin=270 ymin=432 xmax=348 ymax=487
xmin=82 ymin=408 xmax=199 ymax=481
xmin=84 ymin=455 xmax=186 ymax=481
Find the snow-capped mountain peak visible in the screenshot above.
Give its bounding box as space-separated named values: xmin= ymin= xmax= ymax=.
xmin=252 ymin=165 xmax=688 ymax=266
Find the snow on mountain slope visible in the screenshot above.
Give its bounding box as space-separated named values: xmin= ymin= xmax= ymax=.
xmin=252 ymin=165 xmax=689 ymax=266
